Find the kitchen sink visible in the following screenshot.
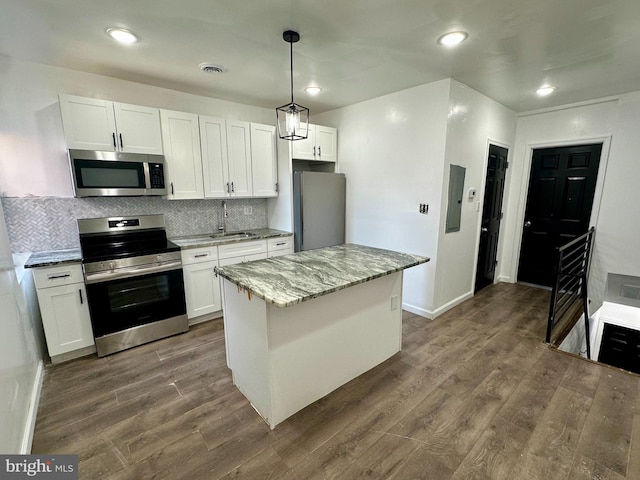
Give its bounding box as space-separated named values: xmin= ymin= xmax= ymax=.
xmin=210 ymin=231 xmax=256 ymax=240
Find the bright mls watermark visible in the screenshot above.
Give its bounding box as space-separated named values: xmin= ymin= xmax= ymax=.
xmin=1 ymin=455 xmax=77 ymax=479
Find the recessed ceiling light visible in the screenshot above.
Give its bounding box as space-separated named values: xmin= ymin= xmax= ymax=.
xmin=106 ymin=28 xmax=138 ymax=44
xmin=437 ymin=31 xmax=468 ymax=47
xmin=305 ymin=86 xmax=323 ymax=96
xmin=536 ymin=85 xmax=556 ymax=97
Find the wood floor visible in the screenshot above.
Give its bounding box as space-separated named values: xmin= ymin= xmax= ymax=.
xmin=32 ymin=283 xmax=640 ymax=479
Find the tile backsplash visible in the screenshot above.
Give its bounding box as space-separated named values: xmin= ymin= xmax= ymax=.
xmin=2 ymin=196 xmax=268 ymax=253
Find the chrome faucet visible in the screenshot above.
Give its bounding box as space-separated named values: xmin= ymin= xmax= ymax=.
xmin=219 ymin=201 xmax=228 ymax=234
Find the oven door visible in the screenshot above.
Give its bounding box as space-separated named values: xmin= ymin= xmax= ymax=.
xmin=85 ymin=267 xmax=186 ymax=338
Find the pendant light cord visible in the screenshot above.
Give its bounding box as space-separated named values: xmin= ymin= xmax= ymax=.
xmin=290 ymin=40 xmax=294 ymax=104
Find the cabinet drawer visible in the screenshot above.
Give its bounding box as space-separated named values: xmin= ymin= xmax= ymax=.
xmin=267 ymin=236 xmax=293 ymax=252
xmin=218 ymin=240 xmax=267 ymax=260
xmin=181 ymin=246 xmax=218 ymax=265
xmin=34 ymin=264 xmax=84 ymax=289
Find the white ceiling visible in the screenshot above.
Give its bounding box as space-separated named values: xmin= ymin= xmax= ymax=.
xmin=3 ymin=0 xmax=640 ymax=114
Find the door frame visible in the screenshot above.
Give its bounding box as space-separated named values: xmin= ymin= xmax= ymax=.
xmin=507 ymin=135 xmax=612 ymax=284
xmin=471 ymin=138 xmax=511 ymax=294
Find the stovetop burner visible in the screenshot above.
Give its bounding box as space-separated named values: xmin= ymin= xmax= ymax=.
xmin=78 ymin=214 xmax=178 ymax=263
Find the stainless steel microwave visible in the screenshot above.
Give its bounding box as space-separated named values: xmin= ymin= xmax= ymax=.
xmin=68 ymin=149 xmax=168 ymax=197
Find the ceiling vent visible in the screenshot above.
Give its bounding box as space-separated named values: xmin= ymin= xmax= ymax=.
xmin=199 ymin=63 xmax=227 ymax=74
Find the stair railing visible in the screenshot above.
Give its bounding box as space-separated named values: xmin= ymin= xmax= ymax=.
xmin=546 ymin=227 xmax=595 ymax=358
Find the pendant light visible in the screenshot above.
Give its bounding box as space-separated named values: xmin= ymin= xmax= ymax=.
xmin=276 ymin=30 xmax=309 ymax=141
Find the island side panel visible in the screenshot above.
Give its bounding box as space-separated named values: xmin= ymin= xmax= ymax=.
xmin=222 ymin=279 xmax=273 ymax=425
xmin=267 ymin=271 xmax=403 ymax=427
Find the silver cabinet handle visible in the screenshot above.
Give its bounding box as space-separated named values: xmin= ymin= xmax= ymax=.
xmin=112 ymin=132 xmax=117 ymax=148
xmin=171 ymin=182 xmax=174 ymax=195
xmin=78 ymin=289 xmax=84 ymax=304
xmin=524 ymin=220 xmax=532 ymax=228
xmin=275 ymin=242 xmax=286 ymax=246
xmin=194 ymin=253 xmax=209 ymax=258
xmin=318 ymin=146 xmax=321 ymax=156
xmin=231 ymin=182 xmax=235 ymax=193
xmin=119 ymin=133 xmax=123 ymax=149
xmin=226 ymin=182 xmax=230 ymax=193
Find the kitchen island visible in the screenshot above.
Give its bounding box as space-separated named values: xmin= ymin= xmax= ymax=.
xmin=216 ymin=243 xmax=429 ymax=428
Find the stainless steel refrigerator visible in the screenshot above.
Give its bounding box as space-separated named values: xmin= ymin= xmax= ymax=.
xmin=293 ymin=171 xmax=346 ymax=252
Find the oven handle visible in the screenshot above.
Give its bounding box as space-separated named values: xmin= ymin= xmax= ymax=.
xmin=84 ymin=260 xmax=183 ymax=284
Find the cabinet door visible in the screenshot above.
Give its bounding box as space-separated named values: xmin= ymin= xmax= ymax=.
xmin=161 ymin=110 xmax=204 ymax=199
xmin=37 ymin=283 xmax=94 ymax=357
xmin=200 ymin=116 xmax=229 ymax=198
xmin=113 ymin=102 xmax=164 ymax=154
xmin=59 ymin=94 xmax=117 ymax=151
xmin=290 ymin=123 xmax=315 ymax=160
xmin=316 ymin=125 xmax=338 ymax=162
xmin=226 ymin=121 xmax=253 ymax=196
xmin=250 ymin=123 xmax=278 ymax=197
xmin=182 ymin=260 xmax=222 ymax=319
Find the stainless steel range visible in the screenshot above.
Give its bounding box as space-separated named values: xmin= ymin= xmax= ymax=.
xmin=78 ymin=214 xmax=187 ymax=357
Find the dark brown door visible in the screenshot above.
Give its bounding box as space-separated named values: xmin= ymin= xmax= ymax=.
xmin=475 ymin=144 xmax=508 ymax=293
xmin=518 ymin=143 xmax=602 ymax=287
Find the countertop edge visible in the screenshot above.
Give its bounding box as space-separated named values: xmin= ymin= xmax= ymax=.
xmin=24 ymin=249 xmax=83 ymax=269
xmin=171 ymin=229 xmax=292 ymax=250
xmin=218 ymin=256 xmax=429 ymax=308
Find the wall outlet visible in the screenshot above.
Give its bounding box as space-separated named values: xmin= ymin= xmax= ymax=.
xmin=243 ymin=206 xmax=253 ymax=215
xmin=390 ymin=295 xmax=399 ymax=311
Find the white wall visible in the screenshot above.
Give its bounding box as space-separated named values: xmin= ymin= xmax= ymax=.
xmin=316 ymin=79 xmax=516 ymax=317
xmin=316 ymin=80 xmax=451 ymax=315
xmin=0 ymin=55 xmax=275 ymax=198
xmin=588 ymin=92 xmax=640 ymax=309
xmin=496 ymin=94 xmax=640 ymax=311
xmin=433 ymin=81 xmax=516 ymax=313
xmin=0 ymin=201 xmax=44 ymax=453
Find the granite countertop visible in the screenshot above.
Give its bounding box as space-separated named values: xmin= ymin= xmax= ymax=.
xmin=170 ymin=228 xmax=292 ymax=249
xmin=216 ymin=243 xmax=430 ymax=308
xmin=23 ymin=228 xmax=292 ymax=268
xmin=24 ymin=249 xmax=83 ymax=268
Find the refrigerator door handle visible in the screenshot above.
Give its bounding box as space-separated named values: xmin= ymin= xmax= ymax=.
xmin=298 ymin=178 xmax=304 ymax=249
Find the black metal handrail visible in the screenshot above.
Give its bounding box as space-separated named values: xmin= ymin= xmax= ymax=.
xmin=546 ymin=227 xmax=595 ymax=358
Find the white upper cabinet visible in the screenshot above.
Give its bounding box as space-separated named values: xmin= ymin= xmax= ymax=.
xmin=315 ymin=125 xmax=338 ymax=162
xmin=161 ymin=110 xmax=204 ymax=199
xmin=290 ymin=123 xmax=315 ymax=159
xmin=59 ymin=94 xmax=163 ymax=154
xmin=250 ymin=123 xmax=278 ymax=197
xmin=226 ymin=121 xmax=253 ymax=197
xmin=113 ymin=102 xmax=164 ymax=154
xmin=59 ymin=95 xmax=117 ymax=151
xmin=291 ymin=123 xmax=337 ymax=162
xmin=200 ymin=115 xmax=229 ymax=198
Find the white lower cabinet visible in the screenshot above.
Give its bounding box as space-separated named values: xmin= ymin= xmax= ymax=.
xmin=181 ymin=247 xmax=222 ymax=321
xmin=267 ymin=236 xmax=294 ymax=258
xmin=33 ymin=264 xmax=94 ymax=360
xmin=218 ymin=240 xmax=268 ymax=265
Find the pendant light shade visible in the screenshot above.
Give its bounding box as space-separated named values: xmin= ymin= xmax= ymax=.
xmin=276 ymin=30 xmax=309 ymax=141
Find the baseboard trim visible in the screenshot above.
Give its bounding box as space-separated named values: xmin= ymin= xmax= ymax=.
xmin=402 ymin=303 xmax=433 ymax=319
xmin=21 ymin=360 xmax=44 ymax=454
xmin=497 ymin=275 xmax=513 ymax=283
xmin=188 ymin=310 xmax=223 ymax=326
xmin=430 ymin=291 xmax=474 ymax=319
xmin=403 ymin=291 xmax=475 ymax=320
